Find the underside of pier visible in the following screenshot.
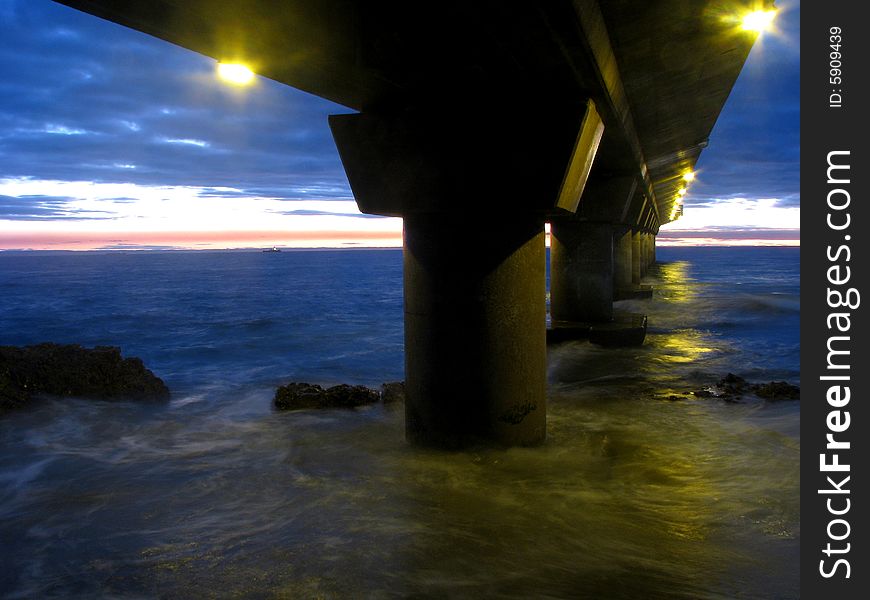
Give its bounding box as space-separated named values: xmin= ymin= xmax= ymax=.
xmin=53 ymin=0 xmax=767 ymax=446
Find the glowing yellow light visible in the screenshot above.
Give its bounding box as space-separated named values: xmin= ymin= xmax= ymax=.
xmin=682 ymin=172 xmax=695 ymax=183
xmin=741 ymin=10 xmax=776 ymax=33
xmin=677 ymin=188 xmax=687 ymax=196
xmin=217 ymin=62 xmax=255 ymax=85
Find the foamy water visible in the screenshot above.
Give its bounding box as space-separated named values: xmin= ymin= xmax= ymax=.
xmin=0 ymin=247 xmax=799 ymax=598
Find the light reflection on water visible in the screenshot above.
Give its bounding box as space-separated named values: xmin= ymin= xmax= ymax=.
xmin=0 ymin=391 xmax=798 ymax=599
xmin=0 ymin=249 xmax=799 ymax=598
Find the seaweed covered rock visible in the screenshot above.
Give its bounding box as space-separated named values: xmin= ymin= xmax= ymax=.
xmin=274 ymin=382 xmax=380 ymax=410
xmin=0 ymin=343 xmax=170 ymax=410
xmin=691 ymin=373 xmax=800 ymax=402
xmin=753 ymin=380 xmax=800 ymax=401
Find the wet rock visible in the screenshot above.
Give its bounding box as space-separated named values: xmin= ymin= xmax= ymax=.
xmin=274 ymin=382 xmax=379 ymax=410
xmin=274 ymin=382 xmax=325 ymax=410
xmin=380 ymin=381 xmax=405 ymax=404
xmin=0 ymin=343 xmax=170 ymax=411
xmin=689 ymin=373 xmax=799 ymax=403
xmin=323 ymin=384 xmax=380 ymax=408
xmin=753 ymin=381 xmax=800 ymax=401
xmin=721 ymin=373 xmax=748 ymax=395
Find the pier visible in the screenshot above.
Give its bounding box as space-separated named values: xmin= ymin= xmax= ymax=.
xmin=53 ymin=0 xmax=766 ymax=446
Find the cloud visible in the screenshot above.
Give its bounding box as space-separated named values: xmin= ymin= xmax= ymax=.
xmin=658 ymin=228 xmax=799 ymax=240
xmin=273 ymin=209 xmax=385 ymax=219
xmin=0 ymin=193 xmax=115 ymax=220
xmin=684 ymin=0 xmax=800 ymax=208
xmin=0 ymin=0 xmax=355 ymax=202
xmin=0 ymin=0 xmax=799 ymax=245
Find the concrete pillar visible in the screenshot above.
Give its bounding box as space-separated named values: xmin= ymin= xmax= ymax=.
xmin=327 ymin=106 xmax=599 ymax=447
xmin=644 ymin=233 xmax=651 ymax=268
xmin=639 ymin=233 xmax=647 ymax=277
xmin=641 ymin=234 xmax=647 ymax=267
xmin=631 ymin=231 xmax=641 ymax=283
xmin=613 ymin=229 xmax=633 ymax=291
xmin=550 ymin=221 xmax=614 ymax=322
xmin=651 ymin=235 xmax=656 ymax=264
xmin=403 ymin=215 xmax=547 ymax=448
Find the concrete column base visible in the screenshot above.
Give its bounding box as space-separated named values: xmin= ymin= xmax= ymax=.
xmin=403 ymin=215 xmax=547 ymax=448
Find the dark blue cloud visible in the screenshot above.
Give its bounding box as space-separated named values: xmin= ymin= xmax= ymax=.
xmin=0 ymin=0 xmax=355 ymax=209
xmin=0 ymin=194 xmax=114 ymax=220
xmin=688 ymin=0 xmax=800 ymax=208
xmin=272 ymin=209 xmax=386 ymax=219
xmin=0 ymin=0 xmax=799 ymax=225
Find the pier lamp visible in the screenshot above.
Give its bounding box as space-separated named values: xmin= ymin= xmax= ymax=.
xmin=677 ymin=187 xmax=687 ymax=196
xmin=217 ymin=62 xmax=255 ymax=86
xmin=741 ymin=9 xmax=776 ymax=33
xmin=682 ymin=171 xmax=695 ymax=183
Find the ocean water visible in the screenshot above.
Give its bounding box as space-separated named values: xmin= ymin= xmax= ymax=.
xmin=0 ymin=246 xmax=799 ymax=599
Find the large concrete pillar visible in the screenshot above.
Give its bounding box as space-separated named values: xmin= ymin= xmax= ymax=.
xmin=614 ymin=229 xmax=633 ymax=291
xmin=651 ymin=235 xmax=657 ymax=264
xmin=329 ymin=102 xmax=603 ymax=447
xmin=550 ymin=221 xmax=614 ymax=322
xmin=403 ymin=215 xmax=547 ymax=447
xmin=631 ymin=231 xmax=642 ymax=283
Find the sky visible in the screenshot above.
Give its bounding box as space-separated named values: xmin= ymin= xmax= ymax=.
xmin=0 ymin=0 xmax=799 ymax=251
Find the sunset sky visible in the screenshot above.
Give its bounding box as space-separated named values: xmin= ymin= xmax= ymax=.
xmin=0 ymin=0 xmax=799 ymax=251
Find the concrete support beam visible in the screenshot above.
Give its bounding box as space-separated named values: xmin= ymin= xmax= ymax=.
xmin=631 ymin=231 xmax=641 ymax=284
xmin=403 ymin=215 xmax=546 ymax=447
xmin=613 ymin=229 xmax=633 ymax=291
xmin=550 ymin=221 xmax=614 ymax=323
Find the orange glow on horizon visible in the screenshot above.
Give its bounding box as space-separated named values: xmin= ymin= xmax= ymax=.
xmin=0 ymin=228 xmax=801 ymax=251
xmin=0 ymin=229 xmax=404 ymax=251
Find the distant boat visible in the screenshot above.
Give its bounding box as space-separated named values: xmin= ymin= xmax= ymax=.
xmin=262 ymin=247 xmax=281 ymax=253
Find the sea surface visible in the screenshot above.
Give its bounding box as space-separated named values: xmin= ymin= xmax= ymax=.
xmin=0 ymin=246 xmax=799 ymax=599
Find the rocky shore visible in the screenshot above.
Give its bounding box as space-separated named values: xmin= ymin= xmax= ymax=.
xmin=0 ymin=343 xmax=170 ymax=410
xmin=665 ymin=373 xmax=800 ymax=403
xmin=274 ymin=381 xmax=405 ymax=410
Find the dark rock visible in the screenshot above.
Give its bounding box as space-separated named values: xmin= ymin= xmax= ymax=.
xmin=752 ymin=381 xmax=800 ymax=401
xmin=689 ymin=374 xmax=799 ymax=403
xmin=323 ymin=384 xmax=380 ymax=408
xmin=274 ymin=382 xmax=325 ymax=410
xmin=274 ymin=382 xmax=379 ymax=410
xmin=0 ymin=343 xmax=170 ymax=411
xmin=721 ymin=373 xmax=748 ymax=395
xmin=723 ymin=373 xmax=744 ymax=384
xmin=380 ymin=381 xmax=405 ymax=404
